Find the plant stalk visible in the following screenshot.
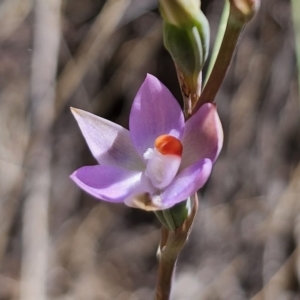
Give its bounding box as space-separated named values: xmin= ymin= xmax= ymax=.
xmin=194 ymin=10 xmax=244 ymax=111
xmin=291 ymin=0 xmax=300 ymax=105
xmin=193 ymin=0 xmax=259 ymax=112
xmin=155 ymin=194 xmax=198 ymax=300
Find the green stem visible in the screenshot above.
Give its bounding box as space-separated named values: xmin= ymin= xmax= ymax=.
xmin=193 ymin=0 xmax=261 ymax=113
xmin=194 ymin=8 xmax=244 ymax=112
xmin=155 ymin=228 xmax=178 ymax=300
xmin=291 ymin=0 xmax=300 ymax=105
xmin=204 ymin=0 xmax=230 ymax=86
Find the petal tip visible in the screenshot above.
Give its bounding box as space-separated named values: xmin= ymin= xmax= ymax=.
xmin=145 ymin=73 xmax=155 ymax=80
xmin=69 ymin=170 xmax=81 ymax=185
xmin=70 ymin=107 xmax=83 ymax=118
xmin=70 ymin=106 xmax=78 ymax=113
xmin=143 ymin=73 xmax=161 ymax=88
xmin=201 ymin=102 xmax=216 ymax=112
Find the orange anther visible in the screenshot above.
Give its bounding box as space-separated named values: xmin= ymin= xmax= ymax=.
xmin=154 ymin=134 xmax=183 ymax=156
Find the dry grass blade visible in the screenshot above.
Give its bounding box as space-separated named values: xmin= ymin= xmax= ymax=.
xmin=0 ymin=0 xmax=33 ymax=41
xmin=251 ymin=249 xmax=297 ymax=300
xmin=0 ymin=80 xmax=29 ymax=265
xmin=55 ymin=0 xmax=131 ymax=113
xmin=92 ymin=20 xmax=162 ymax=113
xmin=20 ymin=0 xmax=62 ymax=299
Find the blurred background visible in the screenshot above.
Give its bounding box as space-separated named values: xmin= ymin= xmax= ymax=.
xmin=0 ymin=0 xmax=299 ymax=299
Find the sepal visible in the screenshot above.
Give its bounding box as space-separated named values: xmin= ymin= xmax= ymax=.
xmin=155 ymin=198 xmax=191 ymax=231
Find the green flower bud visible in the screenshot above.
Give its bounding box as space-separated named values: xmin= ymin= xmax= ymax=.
xmin=161 ymin=2 xmax=209 ymax=71
xmin=160 ymin=0 xmax=201 ymax=27
xmin=163 ymin=16 xmax=209 ymax=78
xmin=160 ymin=0 xmax=210 ymax=110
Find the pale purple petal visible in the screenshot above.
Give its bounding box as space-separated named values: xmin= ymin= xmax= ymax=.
xmin=129 ymin=74 xmax=184 ymax=157
xmin=71 ymin=108 xmax=143 ymax=170
xmin=160 ymin=158 xmax=212 ymax=207
xmin=71 ymin=165 xmax=143 ymax=202
xmin=181 ymin=103 xmax=223 ymax=169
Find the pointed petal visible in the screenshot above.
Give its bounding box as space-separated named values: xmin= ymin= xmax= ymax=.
xmin=160 ymin=158 xmax=212 ymax=208
xmin=181 ymin=103 xmax=223 ymax=169
xmin=70 ymin=165 xmax=143 ymax=202
xmin=129 ymin=74 xmax=184 ymax=157
xmin=71 ymin=108 xmax=143 ymax=170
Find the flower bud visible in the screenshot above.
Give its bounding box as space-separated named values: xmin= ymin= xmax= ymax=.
xmin=160 ymin=0 xmax=201 ymax=27
xmin=160 ymin=0 xmax=210 ymax=109
xmin=161 ymin=1 xmax=209 ymax=71
xmin=229 ymin=0 xmax=260 ymax=24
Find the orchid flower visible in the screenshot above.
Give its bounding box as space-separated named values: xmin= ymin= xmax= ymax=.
xmin=70 ymin=74 xmax=223 ymax=211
